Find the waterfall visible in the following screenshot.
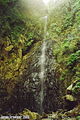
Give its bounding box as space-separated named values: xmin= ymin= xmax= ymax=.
xmin=39 ymin=15 xmax=48 ymax=113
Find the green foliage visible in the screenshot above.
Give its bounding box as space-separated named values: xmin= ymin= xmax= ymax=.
xmin=51 ymin=0 xmax=80 ymax=88
xmin=0 ymin=0 xmax=17 ymax=5
xmin=62 ymin=13 xmax=73 ymax=31
xmin=67 ymin=50 xmax=80 ymax=66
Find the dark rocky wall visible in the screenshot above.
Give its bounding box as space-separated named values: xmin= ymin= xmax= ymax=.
xmin=5 ymin=40 xmax=64 ymax=114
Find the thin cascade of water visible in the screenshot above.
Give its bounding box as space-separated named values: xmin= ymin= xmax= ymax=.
xmin=39 ymin=15 xmax=48 ymax=113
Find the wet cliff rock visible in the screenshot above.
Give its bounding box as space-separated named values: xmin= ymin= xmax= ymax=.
xmin=9 ymin=39 xmax=63 ymax=114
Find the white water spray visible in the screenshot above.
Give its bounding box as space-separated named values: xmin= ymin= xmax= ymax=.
xmin=39 ymin=15 xmax=48 ymax=113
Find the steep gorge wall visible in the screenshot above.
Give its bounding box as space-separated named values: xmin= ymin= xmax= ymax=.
xmin=0 ymin=0 xmax=80 ymax=115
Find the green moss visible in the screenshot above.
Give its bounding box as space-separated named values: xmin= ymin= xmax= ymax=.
xmin=20 ymin=109 xmax=41 ymax=120
xmin=5 ymin=72 xmax=13 ymax=79
xmin=5 ymin=45 xmax=13 ymax=51
xmin=65 ymin=95 xmax=76 ymax=101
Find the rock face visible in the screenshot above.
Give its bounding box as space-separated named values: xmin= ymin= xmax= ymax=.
xmin=5 ymin=40 xmax=63 ymax=114
xmin=0 ymin=40 xmax=64 ymax=114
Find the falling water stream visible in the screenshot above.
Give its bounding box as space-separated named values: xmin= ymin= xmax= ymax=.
xmin=40 ymin=15 xmax=48 ymax=113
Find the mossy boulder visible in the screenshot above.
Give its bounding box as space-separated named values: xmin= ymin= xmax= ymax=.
xmin=65 ymin=95 xmax=76 ymax=102
xmin=20 ymin=109 xmax=41 ymax=120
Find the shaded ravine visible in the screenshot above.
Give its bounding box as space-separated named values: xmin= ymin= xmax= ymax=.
xmin=0 ymin=11 xmax=64 ymax=115
xmin=0 ymin=35 xmax=63 ymax=114
xmin=14 ymin=37 xmax=63 ymax=114
xmin=0 ymin=16 xmax=64 ymax=116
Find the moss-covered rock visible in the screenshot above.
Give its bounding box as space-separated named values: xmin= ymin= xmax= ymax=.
xmin=20 ymin=109 xmax=41 ymax=120
xmin=65 ymin=95 xmax=76 ymax=102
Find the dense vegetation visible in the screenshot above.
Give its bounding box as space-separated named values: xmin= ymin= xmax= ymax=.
xmin=0 ymin=0 xmax=43 ymax=84
xmin=0 ymin=0 xmax=80 ymax=119
xmin=50 ymin=0 xmax=80 ymax=91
